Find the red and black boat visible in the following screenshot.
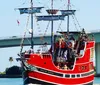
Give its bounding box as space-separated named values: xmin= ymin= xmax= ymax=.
xmin=17 ymin=0 xmax=95 ymax=85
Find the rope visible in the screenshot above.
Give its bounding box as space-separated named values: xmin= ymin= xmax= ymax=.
xmin=34 ymin=13 xmax=50 ymax=43
xmin=69 ymin=5 xmax=82 ymax=31
xmin=71 ymin=15 xmax=79 ymax=31
xmin=57 ymin=20 xmax=63 ymax=32
xmin=17 ymin=14 xmax=30 ymax=70
xmin=44 ymin=21 xmax=50 ymax=37
xmin=20 ymin=14 xmax=30 ymax=54
xmin=58 ymin=1 xmax=67 ymax=10
xmin=35 ymin=14 xmax=44 ymax=43
xmin=35 ymin=0 xmax=50 ymax=9
xmin=34 ymin=14 xmax=44 ymax=39
xmin=16 ymin=0 xmax=28 ymax=8
xmin=73 ymin=15 xmax=82 ymax=31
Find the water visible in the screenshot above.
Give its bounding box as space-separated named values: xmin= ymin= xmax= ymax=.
xmin=94 ymin=77 xmax=100 ymax=84
xmin=0 ymin=77 xmax=100 ymax=85
xmin=0 ymin=78 xmax=23 ymax=85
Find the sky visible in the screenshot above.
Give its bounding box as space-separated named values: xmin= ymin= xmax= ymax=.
xmin=0 ymin=0 xmax=100 ymax=72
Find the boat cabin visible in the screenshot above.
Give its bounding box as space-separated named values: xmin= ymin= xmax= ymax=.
xmin=35 ymin=31 xmax=90 ymax=70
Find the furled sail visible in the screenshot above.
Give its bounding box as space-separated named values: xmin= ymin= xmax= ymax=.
xmin=60 ymin=10 xmax=76 ymax=15
xmin=18 ymin=7 xmax=44 ymax=14
xmin=36 ymin=15 xmax=65 ymax=21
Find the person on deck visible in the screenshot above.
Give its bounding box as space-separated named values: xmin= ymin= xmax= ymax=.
xmin=64 ymin=36 xmax=76 ymax=69
xmin=42 ymin=42 xmax=48 ymax=53
xmin=54 ymin=38 xmax=59 ymax=56
xmin=74 ymin=36 xmax=86 ymax=57
xmin=59 ymin=37 xmax=67 ymax=57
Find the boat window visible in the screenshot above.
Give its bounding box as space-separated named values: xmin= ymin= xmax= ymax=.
xmin=71 ymin=75 xmax=75 ymax=78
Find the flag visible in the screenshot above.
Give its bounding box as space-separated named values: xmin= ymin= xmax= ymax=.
xmin=17 ymin=20 xmax=20 ymax=26
xmin=60 ymin=10 xmax=76 ymax=15
xmin=68 ymin=0 xmax=70 ymax=4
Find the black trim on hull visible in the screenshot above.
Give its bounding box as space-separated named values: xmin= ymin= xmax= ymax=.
xmin=35 ymin=66 xmax=94 ymax=78
xmin=23 ymin=70 xmax=94 ymax=85
xmin=24 ymin=77 xmax=54 ymax=85
xmin=23 ymin=71 xmax=54 ymax=85
xmin=24 ymin=77 xmax=93 ymax=85
xmin=84 ymin=82 xmax=93 ymax=85
xmin=23 ymin=68 xmax=94 ymax=85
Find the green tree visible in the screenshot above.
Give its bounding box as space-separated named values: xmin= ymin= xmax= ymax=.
xmin=6 ymin=66 xmax=22 ymax=75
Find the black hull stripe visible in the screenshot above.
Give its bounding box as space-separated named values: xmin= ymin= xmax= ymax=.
xmin=24 ymin=77 xmax=93 ymax=85
xmin=81 ymin=70 xmax=94 ymax=77
xmin=37 ymin=68 xmax=63 ymax=77
xmin=24 ymin=77 xmax=54 ymax=85
xmin=35 ymin=66 xmax=94 ymax=78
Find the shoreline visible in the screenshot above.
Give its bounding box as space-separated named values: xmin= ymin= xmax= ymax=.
xmin=95 ymin=74 xmax=100 ymax=77
xmin=0 ymin=74 xmax=22 ymax=78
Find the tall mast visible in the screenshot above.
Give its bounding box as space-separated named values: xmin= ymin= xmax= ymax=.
xmin=18 ymin=0 xmax=44 ymax=51
xmin=31 ymin=0 xmax=34 ymax=49
xmin=67 ymin=0 xmax=70 ymax=34
xmin=51 ymin=0 xmax=54 ymax=58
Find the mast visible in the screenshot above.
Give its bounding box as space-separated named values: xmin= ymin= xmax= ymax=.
xmin=51 ymin=0 xmax=54 ymax=58
xmin=18 ymin=0 xmax=44 ymax=52
xmin=30 ymin=0 xmax=34 ymax=49
xmin=67 ymin=0 xmax=70 ymax=34
xmin=36 ymin=1 xmax=65 ymax=58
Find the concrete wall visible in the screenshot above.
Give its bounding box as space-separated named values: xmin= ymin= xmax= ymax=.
xmin=95 ymin=43 xmax=100 ymax=75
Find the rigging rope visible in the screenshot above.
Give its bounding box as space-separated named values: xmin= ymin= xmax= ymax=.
xmin=44 ymin=21 xmax=50 ymax=37
xmin=34 ymin=14 xmax=43 ymax=37
xmin=34 ymin=14 xmax=50 ymax=43
xmin=57 ymin=20 xmax=63 ymax=32
xmin=73 ymin=15 xmax=82 ymax=31
xmin=20 ymin=14 xmax=30 ymax=54
xmin=17 ymin=14 xmax=30 ymax=70
xmin=71 ymin=15 xmax=79 ymax=31
xmin=35 ymin=0 xmax=50 ymax=9
xmin=58 ymin=1 xmax=66 ymax=10
xmin=69 ymin=4 xmax=82 ymax=31
xmin=16 ymin=0 xmax=28 ymax=8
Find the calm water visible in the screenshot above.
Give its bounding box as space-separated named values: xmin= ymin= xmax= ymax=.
xmin=0 ymin=77 xmax=100 ymax=85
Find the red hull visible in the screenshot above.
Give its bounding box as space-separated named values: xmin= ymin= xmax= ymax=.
xmin=22 ymin=40 xmax=95 ymax=85
xmin=28 ymin=70 xmax=94 ymax=85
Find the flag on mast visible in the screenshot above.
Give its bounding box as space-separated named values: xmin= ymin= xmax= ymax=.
xmin=17 ymin=20 xmax=20 ymax=26
xmin=68 ymin=0 xmax=70 ymax=4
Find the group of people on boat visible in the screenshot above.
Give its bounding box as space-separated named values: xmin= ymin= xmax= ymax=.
xmin=33 ymin=30 xmax=88 ymax=70
xmin=53 ymin=35 xmax=76 ymax=70
xmin=52 ymin=33 xmax=88 ymax=70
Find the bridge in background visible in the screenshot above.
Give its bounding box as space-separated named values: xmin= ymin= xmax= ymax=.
xmin=0 ymin=32 xmax=100 ymax=76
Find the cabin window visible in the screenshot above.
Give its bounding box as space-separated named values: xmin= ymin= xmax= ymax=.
xmin=71 ymin=75 xmax=75 ymax=78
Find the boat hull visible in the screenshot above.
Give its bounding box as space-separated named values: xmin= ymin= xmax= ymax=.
xmin=24 ymin=77 xmax=93 ymax=85
xmin=23 ymin=70 xmax=94 ymax=85
xmin=21 ymin=37 xmax=95 ymax=85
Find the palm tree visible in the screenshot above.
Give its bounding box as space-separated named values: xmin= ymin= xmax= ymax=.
xmin=9 ymin=57 xmax=13 ymax=67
